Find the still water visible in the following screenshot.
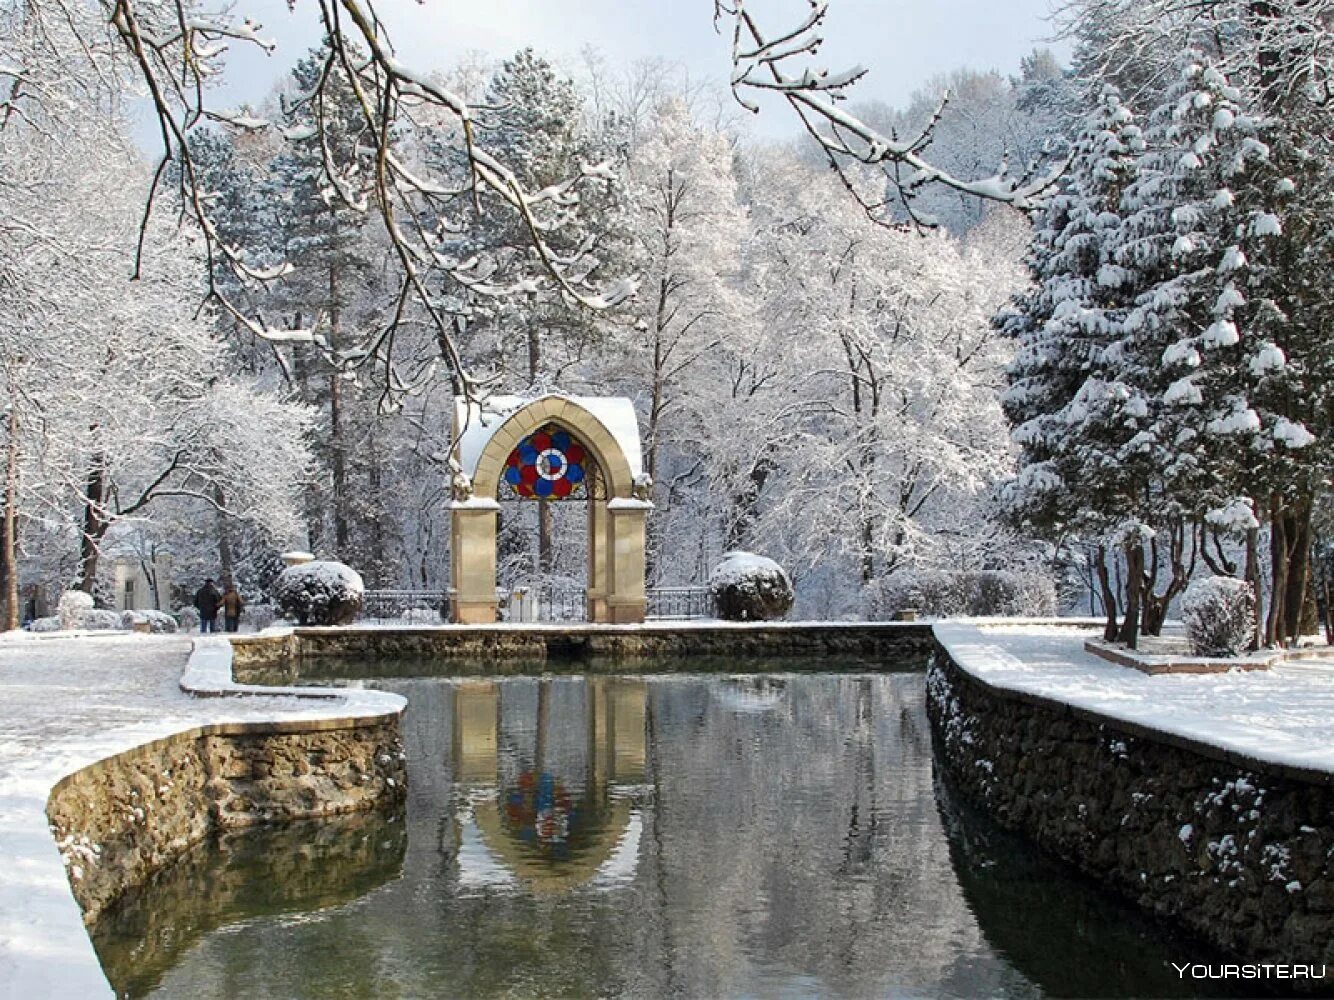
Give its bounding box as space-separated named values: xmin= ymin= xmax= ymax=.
xmin=93 ymin=667 xmax=1243 ymax=999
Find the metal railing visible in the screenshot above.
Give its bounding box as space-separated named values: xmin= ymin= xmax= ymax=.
xmin=360 ymin=589 xmax=448 ymax=622
xmin=646 ymin=586 xmax=713 ymax=620
xmin=503 ymin=585 xmax=586 ymax=622
xmin=356 ymin=585 xmax=714 ymax=623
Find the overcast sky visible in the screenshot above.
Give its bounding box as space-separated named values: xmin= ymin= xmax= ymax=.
xmin=199 ymin=0 xmax=1066 ymax=140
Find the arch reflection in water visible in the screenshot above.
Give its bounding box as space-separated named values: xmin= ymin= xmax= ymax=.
xmin=451 ymin=677 xmax=648 ymax=895
xmin=91 ymin=672 xmax=1254 ymax=999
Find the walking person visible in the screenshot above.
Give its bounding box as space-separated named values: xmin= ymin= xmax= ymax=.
xmin=194 ymin=578 xmax=222 ymax=633
xmin=221 ymin=583 xmax=245 ymax=633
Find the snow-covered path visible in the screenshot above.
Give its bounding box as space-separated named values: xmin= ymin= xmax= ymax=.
xmin=0 ymin=633 xmax=403 ymax=1000
xmin=936 ymin=623 xmax=1334 ymax=775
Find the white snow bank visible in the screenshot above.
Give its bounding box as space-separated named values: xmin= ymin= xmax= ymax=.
xmin=453 ymin=393 xmax=644 ymax=480
xmin=935 ymin=623 xmax=1334 ymax=774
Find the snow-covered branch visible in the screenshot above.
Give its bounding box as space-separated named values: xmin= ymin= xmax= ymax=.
xmin=716 ymin=0 xmax=1063 ymax=226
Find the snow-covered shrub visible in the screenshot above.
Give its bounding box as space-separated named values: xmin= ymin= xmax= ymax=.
xmin=119 ymin=609 xmax=178 ymax=633
xmin=709 ymin=551 xmax=794 ymax=621
xmin=177 ymin=606 xmax=200 ymax=631
xmin=400 ymin=607 xmax=444 ymax=625
xmin=866 ymin=568 xmax=1056 ymax=619
xmin=28 ymin=616 xmax=60 ymax=633
xmin=272 ymin=560 xmax=365 ymax=626
xmin=245 ymin=602 xmax=278 ymax=631
xmin=973 ymin=570 xmax=1057 ymax=617
xmin=57 ymin=590 xmax=95 ymax=629
xmin=77 ymin=609 xmax=124 ymax=630
xmin=1181 ymin=577 xmax=1255 ymax=657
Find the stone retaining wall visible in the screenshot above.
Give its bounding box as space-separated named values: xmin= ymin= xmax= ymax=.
xmin=231 ymin=622 xmax=935 ymax=680
xmin=47 ymin=716 xmax=406 ymax=923
xmin=926 ymin=643 xmax=1334 ymax=973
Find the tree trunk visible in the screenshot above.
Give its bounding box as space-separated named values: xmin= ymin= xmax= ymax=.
xmin=726 ymin=459 xmax=771 ymax=551
xmin=1266 ymin=502 xmax=1290 ymax=646
xmin=1245 ymin=526 xmax=1263 ymax=651
xmin=291 ymin=312 xmax=323 ymax=553
xmin=1141 ymin=520 xmax=1191 ymax=637
xmin=1280 ymin=499 xmax=1313 ymax=644
xmin=1094 ymin=545 xmax=1119 ymax=641
xmin=1 ymin=407 xmax=18 ymax=630
xmin=538 ymin=500 xmax=554 ymax=575
xmin=1318 ymin=541 xmax=1334 ymax=646
xmin=368 ymin=428 xmax=386 ymax=586
xmin=77 ymin=453 xmax=110 ymax=596
xmin=328 ymin=266 xmax=349 ymax=557
xmin=214 ymin=484 xmax=234 ymax=587
xmin=1117 ymin=539 xmax=1144 ymax=649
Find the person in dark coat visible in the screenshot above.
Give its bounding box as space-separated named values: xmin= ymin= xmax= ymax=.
xmin=221 ymin=584 xmax=245 ymax=633
xmin=194 ymin=579 xmax=223 ymax=633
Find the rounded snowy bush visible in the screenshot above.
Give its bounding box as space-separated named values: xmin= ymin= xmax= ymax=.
xmin=57 ymin=590 xmax=95 ymax=629
xmin=1181 ymin=576 xmax=1255 ymax=657
xmin=272 ymin=560 xmax=365 ymax=626
xmin=28 ymin=616 xmax=60 ymax=633
xmin=709 ymin=551 xmax=794 ymax=622
xmin=120 ymin=609 xmax=179 ymax=633
xmin=176 ymin=606 xmax=200 ymax=631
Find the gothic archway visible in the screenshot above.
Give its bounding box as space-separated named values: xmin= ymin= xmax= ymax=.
xmin=449 ymin=394 xmax=652 ymax=624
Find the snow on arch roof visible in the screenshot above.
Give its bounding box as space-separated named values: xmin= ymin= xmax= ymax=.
xmin=453 ymin=393 xmax=644 ymax=480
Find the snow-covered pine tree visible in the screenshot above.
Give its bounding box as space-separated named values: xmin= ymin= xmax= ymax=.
xmin=1109 ymin=54 xmax=1292 ymax=642
xmin=997 ymin=86 xmax=1143 ymax=639
xmin=264 ymin=44 xmax=383 ymax=561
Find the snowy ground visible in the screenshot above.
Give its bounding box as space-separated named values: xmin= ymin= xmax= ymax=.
xmin=936 ymin=623 xmax=1334 ymax=775
xmin=0 ymin=633 xmax=403 ymax=1000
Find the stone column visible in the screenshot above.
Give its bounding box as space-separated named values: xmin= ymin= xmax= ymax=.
xmin=605 ymin=499 xmax=651 ymax=624
xmin=587 ymin=498 xmax=609 ymax=623
xmin=450 ymin=500 xmax=499 ymax=624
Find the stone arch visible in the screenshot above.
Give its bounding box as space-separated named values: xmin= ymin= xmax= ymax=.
xmin=470 ymin=397 xmax=636 ymax=501
xmin=449 ymin=394 xmax=650 ymax=625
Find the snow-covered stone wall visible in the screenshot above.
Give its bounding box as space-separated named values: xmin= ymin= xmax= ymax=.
xmin=230 ymin=622 xmax=937 ymax=678
xmin=47 ymin=717 xmax=406 ymax=923
xmin=927 ymin=645 xmax=1334 ymax=973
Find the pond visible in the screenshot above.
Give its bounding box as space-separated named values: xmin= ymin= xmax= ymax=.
xmin=92 ymin=664 xmax=1245 ymax=998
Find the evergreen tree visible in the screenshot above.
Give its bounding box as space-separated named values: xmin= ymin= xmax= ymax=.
xmin=997 ymin=87 xmax=1143 ymax=637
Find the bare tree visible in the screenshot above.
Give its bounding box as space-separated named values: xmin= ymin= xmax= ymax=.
xmin=714 ymin=1 xmax=1061 ymax=228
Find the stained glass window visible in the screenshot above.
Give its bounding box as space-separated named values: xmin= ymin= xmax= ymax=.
xmin=503 ymin=424 xmax=589 ymax=500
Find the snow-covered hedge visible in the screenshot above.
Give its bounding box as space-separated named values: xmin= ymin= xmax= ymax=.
xmin=865 ymin=568 xmax=1056 ymax=620
xmin=1181 ymin=576 xmax=1255 ymax=657
xmin=120 ymin=609 xmax=179 ymax=633
xmin=77 ymin=609 xmax=124 ymax=631
xmin=272 ymin=560 xmax=365 ymax=626
xmin=709 ymin=551 xmax=794 ymax=621
xmin=245 ymin=602 xmax=278 ymax=631
xmin=57 ymin=590 xmax=95 ymax=630
xmin=400 ymin=607 xmax=443 ymax=625
xmin=45 ymin=591 xmax=129 ymax=631
xmin=176 ymin=606 xmax=200 ymax=631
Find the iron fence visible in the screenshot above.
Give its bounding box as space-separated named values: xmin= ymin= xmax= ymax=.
xmin=360 ymin=589 xmax=448 ymax=622
xmin=503 ymin=584 xmax=587 ymax=622
xmin=646 ymin=586 xmax=713 ymax=620
xmin=356 ymin=585 xmax=713 ymax=623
